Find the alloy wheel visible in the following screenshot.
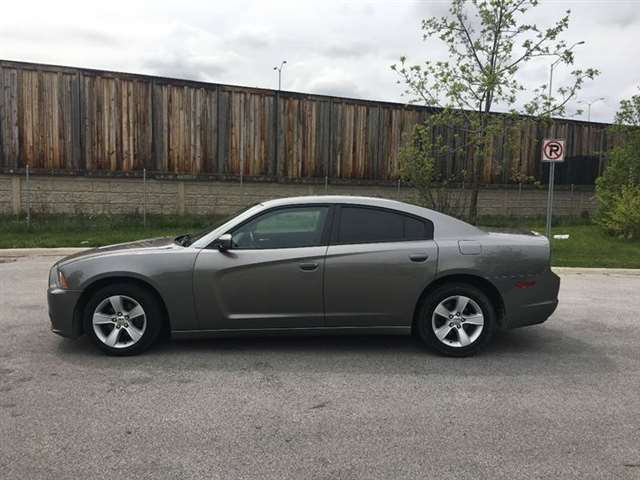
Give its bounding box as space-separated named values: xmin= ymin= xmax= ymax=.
xmin=431 ymin=295 xmax=485 ymax=348
xmin=92 ymin=295 xmax=147 ymax=349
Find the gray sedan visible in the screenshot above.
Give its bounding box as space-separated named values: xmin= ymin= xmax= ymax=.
xmin=47 ymin=196 xmax=559 ymax=357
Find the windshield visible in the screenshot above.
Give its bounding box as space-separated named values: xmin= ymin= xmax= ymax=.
xmin=175 ymin=204 xmax=259 ymax=247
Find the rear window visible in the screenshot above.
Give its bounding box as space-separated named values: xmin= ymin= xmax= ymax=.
xmin=337 ymin=206 xmax=433 ymax=244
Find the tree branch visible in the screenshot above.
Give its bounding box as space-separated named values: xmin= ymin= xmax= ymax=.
xmin=456 ymin=13 xmax=485 ymax=71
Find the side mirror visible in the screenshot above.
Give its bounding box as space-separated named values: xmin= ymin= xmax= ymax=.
xmin=216 ymin=233 xmax=233 ymax=252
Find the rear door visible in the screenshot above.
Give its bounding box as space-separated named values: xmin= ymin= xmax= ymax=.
xmin=324 ymin=205 xmax=438 ymax=328
xmin=193 ymin=205 xmax=332 ymax=330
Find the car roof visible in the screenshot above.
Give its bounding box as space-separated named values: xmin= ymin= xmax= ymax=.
xmin=262 ymin=195 xmax=413 ymax=209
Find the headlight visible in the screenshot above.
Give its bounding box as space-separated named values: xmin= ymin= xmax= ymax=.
xmin=49 ymin=267 xmax=69 ymax=289
xmin=49 ymin=267 xmax=58 ymax=288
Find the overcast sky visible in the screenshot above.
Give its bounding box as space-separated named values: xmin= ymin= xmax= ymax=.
xmin=1 ymin=0 xmax=639 ymax=123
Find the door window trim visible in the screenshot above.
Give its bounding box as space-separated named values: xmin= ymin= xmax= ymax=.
xmin=329 ymin=204 xmax=434 ymax=246
xmin=206 ymin=204 xmax=336 ymax=250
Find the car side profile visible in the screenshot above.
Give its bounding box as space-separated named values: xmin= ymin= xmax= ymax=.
xmin=47 ymin=196 xmax=560 ymax=357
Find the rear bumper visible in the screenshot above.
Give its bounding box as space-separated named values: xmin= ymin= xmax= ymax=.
xmin=47 ymin=288 xmax=82 ymax=338
xmin=503 ymin=298 xmax=558 ymax=329
xmin=501 ymin=269 xmax=560 ymax=329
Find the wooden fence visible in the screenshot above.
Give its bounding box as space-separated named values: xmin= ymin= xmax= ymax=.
xmin=0 ymin=59 xmax=611 ymax=184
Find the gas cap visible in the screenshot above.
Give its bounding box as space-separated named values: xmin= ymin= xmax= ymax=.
xmin=458 ymin=240 xmax=482 ymax=255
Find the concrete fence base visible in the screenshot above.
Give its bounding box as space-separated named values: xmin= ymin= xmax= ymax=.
xmin=0 ymin=174 xmax=597 ymax=218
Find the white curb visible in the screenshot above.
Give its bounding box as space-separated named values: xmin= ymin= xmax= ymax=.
xmin=552 ymin=267 xmax=640 ymax=275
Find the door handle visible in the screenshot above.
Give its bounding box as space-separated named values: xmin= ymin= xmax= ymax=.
xmin=409 ymin=253 xmax=429 ymax=262
xmin=299 ymin=262 xmax=319 ymax=271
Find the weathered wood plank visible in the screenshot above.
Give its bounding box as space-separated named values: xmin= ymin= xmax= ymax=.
xmin=0 ymin=60 xmax=613 ymax=184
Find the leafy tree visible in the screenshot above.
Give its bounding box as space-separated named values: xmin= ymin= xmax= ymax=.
xmin=398 ymin=124 xmax=468 ymax=218
xmin=596 ymin=93 xmax=640 ymax=238
xmin=392 ymin=0 xmax=598 ymax=223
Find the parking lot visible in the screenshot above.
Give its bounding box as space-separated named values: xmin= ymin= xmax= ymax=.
xmin=1 ymin=255 xmax=639 ymax=480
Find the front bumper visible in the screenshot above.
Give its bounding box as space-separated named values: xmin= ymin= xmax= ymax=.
xmin=501 ymin=269 xmax=561 ymax=329
xmin=47 ymin=288 xmax=83 ymax=338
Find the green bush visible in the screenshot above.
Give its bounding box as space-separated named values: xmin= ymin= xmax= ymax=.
xmin=598 ymin=184 xmax=640 ymax=239
xmin=596 ymin=93 xmax=640 ymax=238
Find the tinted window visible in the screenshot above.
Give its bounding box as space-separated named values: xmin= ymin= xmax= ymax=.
xmin=337 ymin=207 xmax=432 ymax=244
xmin=232 ymin=206 xmax=328 ymax=249
xmin=405 ymin=216 xmax=431 ymax=240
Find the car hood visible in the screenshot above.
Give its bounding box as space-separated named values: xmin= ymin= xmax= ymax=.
xmin=56 ymin=237 xmax=178 ymax=267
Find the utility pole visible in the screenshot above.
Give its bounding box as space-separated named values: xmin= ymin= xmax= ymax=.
xmin=273 ymin=60 xmax=287 ymax=90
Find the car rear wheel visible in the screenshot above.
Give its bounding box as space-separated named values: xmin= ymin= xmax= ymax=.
xmin=416 ymin=283 xmax=496 ymax=357
xmin=84 ymin=282 xmax=163 ymax=356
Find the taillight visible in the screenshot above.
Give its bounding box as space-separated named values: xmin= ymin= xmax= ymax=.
xmin=515 ymin=280 xmax=536 ymax=289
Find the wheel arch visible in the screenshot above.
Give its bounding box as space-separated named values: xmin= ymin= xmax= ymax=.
xmin=412 ymin=273 xmax=506 ymax=332
xmin=73 ymin=275 xmax=171 ymax=337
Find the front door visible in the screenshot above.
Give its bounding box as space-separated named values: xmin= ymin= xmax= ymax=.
xmin=193 ymin=205 xmax=330 ymax=331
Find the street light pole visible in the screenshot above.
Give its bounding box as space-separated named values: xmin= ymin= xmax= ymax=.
xmin=273 ymin=60 xmax=287 ymax=90
xmin=578 ymin=97 xmax=605 ymax=122
xmin=545 ymin=41 xmax=584 ymax=239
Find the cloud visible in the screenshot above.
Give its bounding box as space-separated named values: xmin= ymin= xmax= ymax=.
xmin=227 ymin=26 xmax=276 ymax=50
xmin=135 ymin=22 xmax=236 ymax=81
xmin=409 ymin=0 xmax=451 ymax=19
xmin=305 ymin=69 xmax=363 ymax=98
xmin=324 ymin=40 xmax=375 ymax=59
xmin=142 ymin=54 xmax=230 ymax=81
xmin=0 ymin=25 xmax=123 ymax=47
xmin=586 ymin=4 xmax=639 ymax=28
xmin=0 ymin=0 xmax=637 ymax=122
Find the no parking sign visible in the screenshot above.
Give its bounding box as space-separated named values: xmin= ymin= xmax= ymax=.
xmin=543 ymin=137 xmax=566 ymax=240
xmin=542 ymin=139 xmax=566 ymax=162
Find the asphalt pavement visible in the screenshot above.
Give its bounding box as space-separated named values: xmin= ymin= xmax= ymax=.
xmin=1 ymin=255 xmax=639 ymax=480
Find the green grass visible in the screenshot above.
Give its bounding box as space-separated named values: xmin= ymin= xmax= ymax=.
xmin=1 ymin=213 xmax=639 ymax=269
xmin=0 ymin=214 xmax=225 ymax=249
xmin=547 ymin=225 xmax=640 ymax=268
xmin=480 ymin=222 xmax=640 ymax=269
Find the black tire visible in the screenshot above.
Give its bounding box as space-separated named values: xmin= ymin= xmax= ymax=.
xmin=416 ymin=283 xmax=496 ymax=357
xmin=83 ymin=282 xmax=164 ymax=356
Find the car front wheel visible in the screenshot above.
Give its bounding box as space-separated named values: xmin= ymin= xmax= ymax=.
xmin=416 ymin=283 xmax=496 ymax=357
xmin=83 ymin=282 xmax=163 ymax=356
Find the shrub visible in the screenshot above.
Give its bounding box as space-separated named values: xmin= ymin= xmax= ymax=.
xmin=598 ymin=184 xmax=640 ymax=239
xmin=596 ymin=93 xmax=640 ymax=237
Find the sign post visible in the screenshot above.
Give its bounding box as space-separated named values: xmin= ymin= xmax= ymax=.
xmin=542 ymin=138 xmax=566 ymax=238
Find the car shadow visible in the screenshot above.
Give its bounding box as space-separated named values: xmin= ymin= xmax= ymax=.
xmin=56 ymin=323 xmax=617 ymax=378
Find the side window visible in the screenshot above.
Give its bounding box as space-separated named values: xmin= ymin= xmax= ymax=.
xmin=404 ymin=215 xmax=434 ymax=240
xmin=338 ymin=207 xmax=403 ymax=243
xmin=231 ymin=206 xmax=329 ymax=249
xmin=337 ymin=207 xmax=433 ymax=244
